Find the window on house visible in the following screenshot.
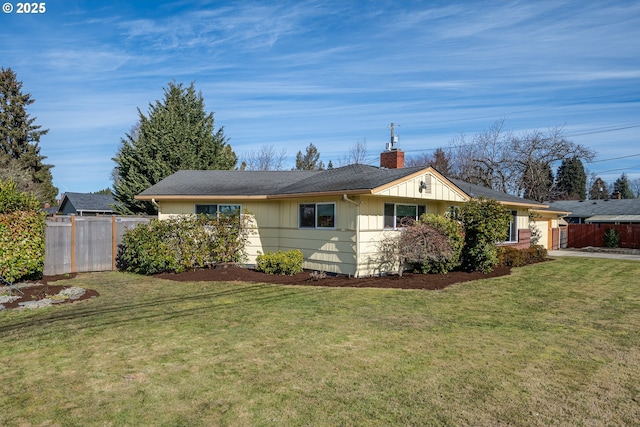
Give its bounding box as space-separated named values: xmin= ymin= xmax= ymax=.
xmin=384 ymin=203 xmax=426 ymax=228
xmin=195 ymin=204 xmax=241 ymax=217
xmin=299 ymin=203 xmax=335 ymax=229
xmin=504 ymin=210 xmax=518 ymax=242
xmin=445 ymin=205 xmax=461 ymax=221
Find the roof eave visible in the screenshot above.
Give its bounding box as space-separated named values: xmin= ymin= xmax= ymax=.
xmin=136 ymin=194 xmax=270 ymax=201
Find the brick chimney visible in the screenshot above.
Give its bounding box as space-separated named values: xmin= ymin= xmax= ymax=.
xmin=380 ymin=148 xmax=405 ymax=169
xmin=380 ymin=122 xmax=404 ymax=169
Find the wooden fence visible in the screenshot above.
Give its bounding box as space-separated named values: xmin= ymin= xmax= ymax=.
xmin=44 ymin=216 xmax=150 ymax=275
xmin=566 ymin=224 xmax=640 ymax=249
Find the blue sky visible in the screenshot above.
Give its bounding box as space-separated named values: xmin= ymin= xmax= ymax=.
xmin=2 ymin=0 xmax=639 ymax=195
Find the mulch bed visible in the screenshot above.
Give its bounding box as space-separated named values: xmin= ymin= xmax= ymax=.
xmin=2 ymin=265 xmax=514 ymax=311
xmin=0 ymin=273 xmax=100 ymax=310
xmin=154 ymin=264 xmax=513 ymax=290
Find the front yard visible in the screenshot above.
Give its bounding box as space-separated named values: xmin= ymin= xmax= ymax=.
xmin=1 ymin=257 xmax=639 ymax=426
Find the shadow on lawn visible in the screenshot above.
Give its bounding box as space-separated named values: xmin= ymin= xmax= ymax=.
xmin=0 ymin=282 xmax=325 ymax=335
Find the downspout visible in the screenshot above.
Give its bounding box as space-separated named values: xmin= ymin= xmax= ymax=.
xmin=342 ymin=194 xmax=361 ymax=277
xmin=151 ymin=198 xmax=160 ymax=215
xmin=342 ymin=194 xmax=359 ymax=206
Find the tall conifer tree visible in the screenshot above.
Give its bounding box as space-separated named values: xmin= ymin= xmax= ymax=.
xmin=112 ymin=82 xmax=237 ymax=214
xmin=0 ymin=67 xmax=57 ymax=204
xmin=555 ymin=156 xmax=586 ymax=200
xmin=613 ymin=173 xmax=635 ymax=199
xmin=295 ymin=143 xmax=324 ymax=170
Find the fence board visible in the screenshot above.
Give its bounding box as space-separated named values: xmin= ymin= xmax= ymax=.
xmin=567 ymin=224 xmax=640 ymax=249
xmin=44 ymin=222 xmax=72 ymax=275
xmin=44 ymin=216 xmax=150 ymax=275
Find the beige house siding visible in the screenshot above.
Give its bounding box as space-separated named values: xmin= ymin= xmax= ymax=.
xmin=374 ymin=172 xmax=468 ymax=202
xmin=354 ymin=196 xmax=466 ymax=276
xmin=149 ymin=168 xmax=557 ymax=277
xmin=157 ymin=197 xmax=360 ymax=276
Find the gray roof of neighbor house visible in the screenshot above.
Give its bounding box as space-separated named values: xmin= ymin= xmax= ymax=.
xmin=137 ymin=164 xmax=545 ymax=207
xmin=545 ymin=199 xmax=640 ymax=218
xmin=58 ymin=192 xmax=116 ymax=214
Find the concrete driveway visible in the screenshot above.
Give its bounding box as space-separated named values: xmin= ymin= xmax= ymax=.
xmin=548 ymin=249 xmax=640 ymax=261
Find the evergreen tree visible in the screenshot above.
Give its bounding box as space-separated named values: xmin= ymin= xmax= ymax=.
xmin=295 ymin=143 xmax=324 ymax=170
xmin=588 ymin=177 xmax=609 ymax=200
xmin=613 ymin=173 xmax=635 ymax=199
xmin=555 ymin=156 xmax=586 ymax=200
xmin=0 ymin=67 xmax=57 ymax=204
xmin=327 ymin=160 xmax=334 ymax=170
xmin=112 ymin=82 xmax=237 ymax=214
xmin=430 ymin=148 xmax=451 ymax=176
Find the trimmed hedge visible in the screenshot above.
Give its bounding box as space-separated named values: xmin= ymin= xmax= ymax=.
xmin=497 ymin=245 xmax=548 ymax=267
xmin=0 ymin=180 xmax=46 ymax=283
xmin=255 ymin=250 xmax=304 ymax=275
xmin=117 ymin=214 xmax=250 ymax=275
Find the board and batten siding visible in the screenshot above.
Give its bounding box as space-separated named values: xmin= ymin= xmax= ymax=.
xmin=157 ymin=197 xmax=359 ymax=275
xmin=354 ymin=195 xmax=465 ymax=276
xmin=374 ymin=172 xmax=468 ymax=202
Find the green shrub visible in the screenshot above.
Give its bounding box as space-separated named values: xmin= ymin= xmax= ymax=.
xmin=460 ymin=197 xmax=512 ymax=273
xmin=604 ymin=228 xmax=620 ymax=248
xmin=255 ymin=250 xmax=304 ymax=275
xmin=117 ymin=214 xmax=251 ymax=275
xmin=117 ymin=219 xmax=178 ymax=274
xmin=497 ymin=246 xmax=525 ymax=267
xmin=0 ymin=179 xmax=40 ymax=212
xmin=497 ymin=245 xmax=548 ymax=267
xmin=527 ymin=245 xmax=548 ymax=262
xmin=0 ymin=180 xmax=45 ymax=283
xmin=412 ymin=214 xmax=464 ymax=274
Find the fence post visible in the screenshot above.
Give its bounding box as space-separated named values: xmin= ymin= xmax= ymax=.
xmin=70 ymin=215 xmax=76 ymax=273
xmin=112 ymin=215 xmax=117 ymax=271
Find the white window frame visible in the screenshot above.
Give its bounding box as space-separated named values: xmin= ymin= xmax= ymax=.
xmin=445 ymin=205 xmax=461 ymax=221
xmin=298 ymin=202 xmax=336 ymax=229
xmin=384 ymin=203 xmax=426 ymax=229
xmin=503 ymin=210 xmax=518 ymax=243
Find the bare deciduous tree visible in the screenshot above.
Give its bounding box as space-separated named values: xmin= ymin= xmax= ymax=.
xmin=629 ymin=177 xmax=640 ymax=198
xmin=339 ymin=139 xmax=370 ymax=166
xmin=444 ymin=120 xmax=596 ymax=202
xmin=240 ymin=145 xmax=287 ymax=171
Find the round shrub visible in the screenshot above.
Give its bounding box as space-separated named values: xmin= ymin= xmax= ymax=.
xmin=413 ymin=213 xmax=464 ymax=274
xmin=255 ymin=249 xmax=304 ymax=275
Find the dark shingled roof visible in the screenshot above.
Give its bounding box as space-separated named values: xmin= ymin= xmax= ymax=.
xmin=545 ymin=199 xmax=640 ymax=219
xmin=447 ymin=177 xmax=546 ymax=207
xmin=59 ymin=192 xmax=116 ymax=213
xmin=138 ymin=164 xmax=428 ymax=197
xmin=137 ymin=164 xmax=544 ymax=207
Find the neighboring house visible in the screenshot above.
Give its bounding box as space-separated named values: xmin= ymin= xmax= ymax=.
xmin=136 ymin=148 xmax=566 ymax=277
xmin=57 ymin=192 xmax=116 ymax=216
xmin=546 ymin=199 xmax=640 ymax=224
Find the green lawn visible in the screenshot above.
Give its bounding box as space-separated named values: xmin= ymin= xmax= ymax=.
xmin=1 ymin=257 xmax=640 ymax=426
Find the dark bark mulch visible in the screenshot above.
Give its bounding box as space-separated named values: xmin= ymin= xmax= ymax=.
xmin=1 ymin=273 xmax=99 ymax=310
xmin=154 ymin=264 xmax=513 ymax=290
